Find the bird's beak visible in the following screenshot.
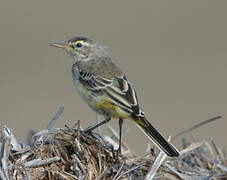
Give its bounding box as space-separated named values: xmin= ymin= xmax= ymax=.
xmin=49 ymin=42 xmax=69 ymax=49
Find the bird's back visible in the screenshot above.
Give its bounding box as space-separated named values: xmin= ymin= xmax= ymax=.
xmin=75 ymin=56 xmax=123 ymax=79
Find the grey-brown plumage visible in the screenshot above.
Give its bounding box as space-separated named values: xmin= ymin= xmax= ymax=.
xmin=50 ymin=36 xmax=180 ymax=157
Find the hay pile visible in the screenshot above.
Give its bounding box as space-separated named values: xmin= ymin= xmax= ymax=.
xmin=0 ymin=109 xmax=226 ymax=180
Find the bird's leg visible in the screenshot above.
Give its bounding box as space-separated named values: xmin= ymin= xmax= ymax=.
xmin=118 ymin=118 xmax=124 ymax=154
xmin=85 ymin=115 xmax=111 ymax=132
xmin=96 ymin=113 xmax=102 ymax=134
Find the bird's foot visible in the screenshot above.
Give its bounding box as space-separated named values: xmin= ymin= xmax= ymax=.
xmin=83 ymin=126 xmax=94 ymax=133
xmin=112 ymin=147 xmax=122 ymax=160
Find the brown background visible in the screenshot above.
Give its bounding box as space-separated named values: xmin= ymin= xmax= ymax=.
xmin=0 ymin=0 xmax=226 ymax=153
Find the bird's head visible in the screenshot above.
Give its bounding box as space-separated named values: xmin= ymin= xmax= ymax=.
xmin=50 ymin=37 xmax=95 ymax=61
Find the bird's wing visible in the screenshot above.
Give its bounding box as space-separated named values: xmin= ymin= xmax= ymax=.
xmin=78 ymin=70 xmax=145 ymax=117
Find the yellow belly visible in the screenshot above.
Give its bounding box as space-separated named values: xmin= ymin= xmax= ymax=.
xmin=96 ymin=99 xmax=130 ymax=119
xmin=74 ymin=80 xmax=130 ymax=119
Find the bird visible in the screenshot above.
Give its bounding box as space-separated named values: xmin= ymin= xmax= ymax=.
xmin=50 ymin=36 xmax=180 ymax=157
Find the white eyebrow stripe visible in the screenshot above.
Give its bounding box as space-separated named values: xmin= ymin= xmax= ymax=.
xmin=72 ymin=40 xmax=90 ymax=47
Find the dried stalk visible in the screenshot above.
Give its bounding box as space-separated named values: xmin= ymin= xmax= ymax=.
xmin=0 ymin=109 xmax=225 ymax=180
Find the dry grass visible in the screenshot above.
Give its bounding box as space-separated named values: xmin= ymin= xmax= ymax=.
xmin=0 ymin=109 xmax=226 ymax=180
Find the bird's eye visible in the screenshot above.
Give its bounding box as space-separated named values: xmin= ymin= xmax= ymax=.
xmin=75 ymin=43 xmax=82 ymax=48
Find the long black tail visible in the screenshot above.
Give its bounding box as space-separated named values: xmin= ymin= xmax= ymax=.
xmin=133 ymin=116 xmax=179 ymax=157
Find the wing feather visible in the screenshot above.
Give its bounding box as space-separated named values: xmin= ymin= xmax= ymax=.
xmin=78 ymin=70 xmax=145 ymax=117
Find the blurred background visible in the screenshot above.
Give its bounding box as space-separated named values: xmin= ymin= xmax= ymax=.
xmin=0 ymin=0 xmax=226 ymax=154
